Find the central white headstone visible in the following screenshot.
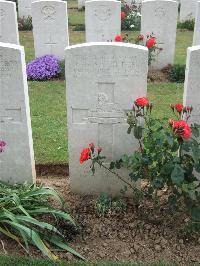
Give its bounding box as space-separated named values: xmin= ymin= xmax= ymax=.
xmin=193 ymin=1 xmax=200 ymax=46
xmin=65 ymin=43 xmax=148 ymax=195
xmin=141 ymin=0 xmax=178 ymax=69
xmin=0 ymin=42 xmax=36 ymax=184
xmin=85 ymin=0 xmax=121 ymax=42
xmin=0 ymin=0 xmax=19 ymax=45
xmin=183 ymin=46 xmax=200 ymax=125
xmin=32 ymin=0 xmax=69 ymax=60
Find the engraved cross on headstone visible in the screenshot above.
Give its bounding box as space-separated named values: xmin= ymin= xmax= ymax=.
xmin=72 ymin=82 xmax=127 ymax=161
xmin=44 ymin=36 xmax=57 ymax=55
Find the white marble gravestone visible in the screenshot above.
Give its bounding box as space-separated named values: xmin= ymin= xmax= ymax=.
xmin=193 ymin=1 xmax=200 ymax=46
xmin=78 ymin=0 xmax=85 ymax=10
xmin=0 ymin=42 xmax=36 ymax=184
xmin=183 ymin=46 xmax=200 ymax=125
xmin=32 ymin=0 xmax=69 ymax=60
xmin=18 ymin=0 xmax=33 ymax=18
xmin=85 ymin=0 xmax=121 ymax=42
xmin=65 ymin=43 xmax=148 ymax=195
xmin=180 ymin=0 xmax=199 ymax=21
xmin=141 ymin=0 xmax=178 ymax=69
xmin=0 ymin=0 xmax=19 ymax=44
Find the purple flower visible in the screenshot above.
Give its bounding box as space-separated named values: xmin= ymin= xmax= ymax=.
xmin=0 ymin=140 xmax=6 ymax=153
xmin=26 ymin=55 xmax=61 ymax=81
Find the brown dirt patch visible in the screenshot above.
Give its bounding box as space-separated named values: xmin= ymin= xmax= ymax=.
xmin=0 ymin=176 xmax=199 ymax=264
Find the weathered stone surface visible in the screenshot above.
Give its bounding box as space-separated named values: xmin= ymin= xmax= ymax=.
xmin=193 ymin=1 xmax=200 ymax=46
xmin=18 ymin=0 xmax=33 ymax=19
xmin=65 ymin=43 xmax=148 ymax=195
xmin=0 ymin=42 xmax=36 ymax=184
xmin=32 ymin=0 xmax=69 ymax=60
xmin=183 ymin=46 xmax=200 ymax=125
xmin=85 ymin=0 xmax=121 ymax=42
xmin=180 ymin=0 xmax=199 ymax=21
xmin=0 ymin=0 xmax=19 ymax=44
xmin=141 ymin=0 xmax=178 ymax=69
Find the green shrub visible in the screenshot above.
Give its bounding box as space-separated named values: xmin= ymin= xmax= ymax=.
xmin=169 ymin=64 xmax=185 ymax=83
xmin=95 ymin=193 xmax=126 ymax=216
xmin=121 ymin=1 xmax=141 ymax=31
xmin=73 ymin=24 xmax=85 ymax=32
xmin=0 ymin=181 xmax=84 ymax=261
xmin=177 ymin=19 xmax=195 ymax=31
xmin=18 ymin=16 xmax=33 ymax=31
xmin=59 ymin=60 xmax=65 ymax=80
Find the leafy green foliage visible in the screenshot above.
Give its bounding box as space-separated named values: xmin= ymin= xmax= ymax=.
xmin=121 ymin=1 xmax=141 ymax=31
xmin=95 ymin=193 xmax=126 ymax=217
xmin=169 ymin=64 xmax=185 ymax=83
xmin=0 ymin=182 xmax=84 ymax=261
xmin=18 ymin=17 xmax=33 ymax=31
xmin=177 ymin=19 xmax=195 ymax=31
xmin=87 ymin=101 xmax=200 ymax=224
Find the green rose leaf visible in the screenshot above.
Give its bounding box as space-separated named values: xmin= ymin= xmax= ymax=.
xmin=171 ymin=164 xmax=185 ymax=186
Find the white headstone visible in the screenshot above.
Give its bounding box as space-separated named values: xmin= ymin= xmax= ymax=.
xmin=78 ymin=0 xmax=85 ymax=10
xmin=32 ymin=0 xmax=69 ymax=60
xmin=0 ymin=42 xmax=36 ymax=184
xmin=18 ymin=0 xmax=33 ymax=18
xmin=0 ymin=0 xmax=19 ymax=45
xmin=180 ymin=0 xmax=199 ymax=21
xmin=85 ymin=0 xmax=121 ymax=42
xmin=183 ymin=46 xmax=200 ymax=125
xmin=193 ymin=1 xmax=200 ymax=46
xmin=141 ymin=0 xmax=178 ymax=69
xmin=65 ymin=43 xmax=148 ymax=195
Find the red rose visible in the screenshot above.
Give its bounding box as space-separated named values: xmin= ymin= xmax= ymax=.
xmin=121 ymin=11 xmax=126 ymax=20
xmin=172 ymin=120 xmax=191 ymax=140
xmin=175 ymin=103 xmax=183 ymax=113
xmin=115 ymin=35 xmax=122 ymax=42
xmin=138 ymin=34 xmax=144 ymax=41
xmin=146 ymin=37 xmax=156 ymax=49
xmin=135 ymin=97 xmax=149 ymax=107
xmin=80 ymin=148 xmax=91 ymax=164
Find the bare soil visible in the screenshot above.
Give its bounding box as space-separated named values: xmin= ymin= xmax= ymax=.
xmin=0 ymin=174 xmax=199 ymax=264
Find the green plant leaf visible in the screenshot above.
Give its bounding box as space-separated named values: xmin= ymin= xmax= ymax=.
xmin=171 ymin=164 xmax=184 ymax=186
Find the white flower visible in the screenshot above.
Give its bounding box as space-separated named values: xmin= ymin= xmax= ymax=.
xmin=130 ymin=24 xmax=135 ymax=28
xmin=137 ymin=12 xmax=141 ymax=17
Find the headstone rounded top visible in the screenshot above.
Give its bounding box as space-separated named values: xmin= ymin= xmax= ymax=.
xmin=65 ymin=42 xmax=148 ymax=52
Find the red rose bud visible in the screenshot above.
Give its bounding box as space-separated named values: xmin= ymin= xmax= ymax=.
xmin=172 ymin=120 xmax=191 ymax=140
xmin=135 ymin=97 xmax=149 ymax=107
xmin=97 ymin=147 xmax=102 ymax=154
xmin=175 ymin=103 xmax=184 ymax=113
xmin=146 ymin=37 xmax=156 ymax=49
xmin=80 ymin=148 xmax=91 ymax=164
xmin=121 ymin=11 xmax=126 ymax=20
xmin=138 ymin=34 xmax=144 ymax=41
xmin=89 ymin=143 xmax=95 ymax=153
xmin=115 ymin=35 xmax=122 ymax=42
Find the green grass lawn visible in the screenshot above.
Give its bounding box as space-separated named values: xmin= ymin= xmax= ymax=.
xmin=0 ymin=255 xmax=180 ymax=266
xmin=19 ymin=9 xmax=193 ymax=163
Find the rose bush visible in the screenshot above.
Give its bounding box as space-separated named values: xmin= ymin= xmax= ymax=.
xmin=80 ymin=98 xmax=200 ymax=223
xmin=121 ymin=0 xmax=141 ymax=31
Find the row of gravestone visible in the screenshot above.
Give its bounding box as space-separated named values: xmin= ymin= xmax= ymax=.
xmin=0 ymin=41 xmax=200 ymax=194
xmin=78 ymin=0 xmax=196 ymax=22
xmin=1 ymin=0 xmax=200 ymax=70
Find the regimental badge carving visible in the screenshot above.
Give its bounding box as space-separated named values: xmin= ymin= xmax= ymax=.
xmin=155 ymin=7 xmax=165 ymax=18
xmin=41 ymin=5 xmax=56 ymax=20
xmin=94 ymin=5 xmax=111 ymax=21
